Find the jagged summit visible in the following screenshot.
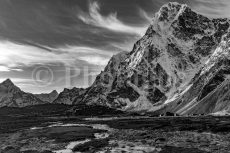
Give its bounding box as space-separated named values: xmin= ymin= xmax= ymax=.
xmin=157 ymin=2 xmax=187 ymax=21
xmin=151 ymin=2 xmax=188 ymax=31
xmin=2 ymin=78 xmax=15 ymax=87
xmin=0 ymin=78 xmax=21 ymax=94
xmin=35 ymin=90 xmax=59 ymax=103
xmin=50 ymin=90 xmax=58 ymax=95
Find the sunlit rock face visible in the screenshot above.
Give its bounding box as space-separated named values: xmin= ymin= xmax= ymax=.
xmin=74 ymin=2 xmax=230 ymax=114
xmin=0 ymin=79 xmax=46 ymax=107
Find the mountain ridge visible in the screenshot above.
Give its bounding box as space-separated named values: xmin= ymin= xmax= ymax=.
xmin=0 ymin=79 xmax=46 ymax=107
xmin=35 ymin=90 xmax=59 ymax=103
xmin=72 ymin=2 xmax=230 ymax=115
xmin=53 ymin=87 xmax=86 ymax=105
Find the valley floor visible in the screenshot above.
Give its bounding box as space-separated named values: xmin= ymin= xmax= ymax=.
xmin=1 ymin=115 xmax=230 ymax=153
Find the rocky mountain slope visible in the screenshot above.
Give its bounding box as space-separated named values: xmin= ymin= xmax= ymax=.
xmin=53 ymin=87 xmax=86 ymax=105
xmin=75 ymin=2 xmax=230 ymax=115
xmin=0 ymin=79 xmax=46 ymax=107
xmin=34 ymin=90 xmax=58 ymax=103
xmin=166 ymin=31 xmax=230 ymax=115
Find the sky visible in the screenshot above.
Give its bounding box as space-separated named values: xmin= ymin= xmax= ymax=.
xmin=0 ymin=0 xmax=230 ymax=93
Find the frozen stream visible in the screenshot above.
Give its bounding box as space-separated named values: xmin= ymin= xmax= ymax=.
xmin=30 ymin=122 xmax=112 ymax=153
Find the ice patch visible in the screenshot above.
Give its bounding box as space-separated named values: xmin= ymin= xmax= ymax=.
xmin=94 ymin=133 xmax=109 ymax=139
xmin=91 ymin=124 xmax=113 ymax=132
xmin=211 ymin=110 xmax=230 ymax=116
xmin=48 ymin=123 xmax=89 ymax=128
xmin=54 ymin=139 xmax=90 ymax=153
xmin=51 ymin=123 xmax=112 ymax=153
xmin=164 ymin=84 xmax=193 ymax=104
xmin=30 ymin=127 xmax=44 ymax=130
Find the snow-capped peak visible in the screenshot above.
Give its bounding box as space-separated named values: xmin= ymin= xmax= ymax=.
xmin=153 ymin=2 xmax=187 ymax=32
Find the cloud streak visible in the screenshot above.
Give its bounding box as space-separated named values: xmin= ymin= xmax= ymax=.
xmin=0 ymin=66 xmax=23 ymax=72
xmin=78 ymin=1 xmax=147 ymax=36
xmin=139 ymin=8 xmax=153 ymax=23
xmin=193 ymin=0 xmax=230 ymax=18
xmin=0 ymin=40 xmax=114 ymax=93
xmin=0 ymin=41 xmax=114 ymax=69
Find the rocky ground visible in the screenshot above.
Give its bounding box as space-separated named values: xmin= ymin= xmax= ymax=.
xmin=1 ymin=115 xmax=230 ymax=153
xmin=106 ymin=128 xmax=230 ymax=153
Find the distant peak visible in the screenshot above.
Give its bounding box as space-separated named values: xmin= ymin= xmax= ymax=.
xmin=156 ymin=2 xmax=188 ymax=22
xmin=51 ymin=90 xmax=58 ymax=94
xmin=2 ymin=78 xmax=14 ymax=86
xmin=161 ymin=2 xmax=187 ymax=12
xmin=164 ymin=2 xmax=185 ymax=8
xmin=63 ymin=88 xmax=70 ymax=92
xmin=1 ymin=78 xmax=21 ymax=93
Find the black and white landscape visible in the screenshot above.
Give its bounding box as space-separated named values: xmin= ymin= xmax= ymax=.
xmin=1 ymin=1 xmax=230 ymax=153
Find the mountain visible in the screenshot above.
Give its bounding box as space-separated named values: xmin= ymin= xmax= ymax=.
xmin=53 ymin=87 xmax=86 ymax=105
xmin=34 ymin=90 xmax=58 ymax=103
xmin=74 ymin=2 xmax=230 ymax=115
xmin=0 ymin=79 xmax=46 ymax=107
xmin=165 ymin=31 xmax=230 ymax=115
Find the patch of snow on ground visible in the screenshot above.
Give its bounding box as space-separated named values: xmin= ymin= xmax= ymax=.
xmin=94 ymin=133 xmax=110 ymax=139
xmin=30 ymin=127 xmax=44 ymax=130
xmin=54 ymin=139 xmax=90 ymax=153
xmin=211 ymin=110 xmax=230 ymax=116
xmin=48 ymin=123 xmax=89 ymax=128
xmin=164 ymin=84 xmax=193 ymax=104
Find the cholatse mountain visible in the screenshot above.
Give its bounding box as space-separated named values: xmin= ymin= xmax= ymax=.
xmin=2 ymin=2 xmax=230 ymax=116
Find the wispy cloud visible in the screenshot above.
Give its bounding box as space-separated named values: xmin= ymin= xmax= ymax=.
xmin=0 ymin=66 xmax=11 ymax=72
xmin=0 ymin=78 xmax=34 ymax=87
xmin=0 ymin=41 xmax=115 ymax=72
xmin=0 ymin=66 xmax=23 ymax=72
xmin=78 ymin=1 xmax=147 ymax=36
xmin=51 ymin=45 xmax=116 ymax=66
xmin=138 ymin=8 xmax=152 ymax=23
xmin=193 ymin=0 xmax=230 ymax=18
xmin=0 ymin=41 xmax=73 ymax=68
xmin=0 ymin=41 xmax=116 ymax=93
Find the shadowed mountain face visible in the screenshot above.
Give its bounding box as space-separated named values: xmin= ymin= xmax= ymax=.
xmin=53 ymin=87 xmax=86 ymax=105
xmin=68 ymin=2 xmax=230 ymax=115
xmin=0 ymin=79 xmax=87 ymax=107
xmin=0 ymin=79 xmax=46 ymax=107
xmin=35 ymin=90 xmax=59 ymax=103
